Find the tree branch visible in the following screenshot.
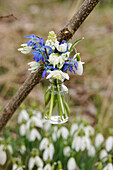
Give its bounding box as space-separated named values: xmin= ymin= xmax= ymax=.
xmin=0 ymin=0 xmax=100 ymax=131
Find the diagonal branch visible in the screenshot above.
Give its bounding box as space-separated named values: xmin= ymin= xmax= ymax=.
xmin=0 ymin=0 xmax=100 ymax=131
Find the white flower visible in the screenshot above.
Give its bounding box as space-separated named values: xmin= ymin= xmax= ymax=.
xmin=67 ymin=157 xmax=76 ymax=170
xmin=52 ymin=132 xmax=57 ymax=142
xmin=48 ymin=53 xmax=59 ymax=68
xmin=0 ymin=145 xmax=7 ymax=165
xmin=44 ymin=164 xmax=51 ymax=170
xmin=35 ymin=156 xmax=43 ymax=168
xmin=28 ymin=157 xmax=36 ymax=170
xmin=33 ymin=110 xmax=42 ymax=119
xmin=20 ymin=145 xmax=26 ymax=154
xmin=39 ymin=138 xmax=49 ymax=151
xmin=84 ymin=125 xmax=95 ymax=137
xmin=12 ymin=164 xmax=23 ymax=170
xmin=18 ymin=44 xmax=32 ymax=54
xmin=57 ymin=127 xmax=69 ymax=139
xmin=26 ymin=116 xmax=43 ymax=130
xmin=63 ymin=146 xmax=71 ymax=157
xmin=103 ymin=163 xmax=113 ymax=170
xmin=75 ymin=60 xmax=85 ymax=75
xmin=46 ymin=70 xmax=69 ymax=81
xmin=95 ymin=133 xmax=104 ymax=147
xmin=45 ymin=40 xmax=56 ymax=50
xmin=43 ymin=122 xmax=51 ymax=132
xmin=105 ymin=136 xmax=113 ymax=152
xmin=43 ymin=143 xmax=54 ymax=161
xmin=56 ymin=42 xmax=67 ymax=52
xmin=70 ymin=123 xmax=78 ymax=135
xmin=28 ymin=61 xmax=40 ymax=73
xmin=7 ymin=145 xmax=13 ymax=154
xmin=27 ymin=128 xmax=41 ymax=141
xmin=19 ymin=124 xmax=26 ymax=136
xmin=88 ymin=145 xmax=96 ymax=157
xmin=100 ymin=149 xmax=108 ymax=162
xmin=18 ymin=110 xmax=29 ymax=124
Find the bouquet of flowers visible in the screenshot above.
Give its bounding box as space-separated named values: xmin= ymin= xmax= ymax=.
xmin=18 ymin=31 xmax=84 ymax=124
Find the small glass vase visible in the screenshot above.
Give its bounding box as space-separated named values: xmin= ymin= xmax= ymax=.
xmin=45 ymin=78 xmax=70 ymax=124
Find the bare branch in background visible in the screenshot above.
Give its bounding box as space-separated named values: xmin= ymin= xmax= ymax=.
xmin=0 ymin=0 xmax=101 ymax=132
xmin=0 ymin=14 xmax=17 ymax=20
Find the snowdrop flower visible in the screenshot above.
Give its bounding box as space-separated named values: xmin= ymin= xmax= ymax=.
xmin=44 ymin=164 xmax=51 ymax=170
xmin=35 ymin=156 xmax=43 ymax=168
xmin=88 ymin=145 xmax=96 ymax=157
xmin=95 ymin=133 xmax=104 ymax=147
xmin=20 ymin=145 xmax=26 ymax=154
xmin=33 ymin=110 xmax=42 ymax=119
xmin=70 ymin=123 xmax=78 ymax=135
xmin=46 ymin=70 xmax=69 ymax=81
xmin=26 ymin=116 xmax=43 ymax=130
xmin=12 ymin=164 xmax=23 ymax=170
xmin=100 ymin=149 xmax=108 ymax=162
xmin=84 ymin=125 xmax=95 ymax=137
xmin=7 ymin=144 xmax=13 ymax=154
xmin=63 ymin=146 xmax=71 ymax=157
xmin=18 ymin=110 xmax=29 ymax=124
xmin=105 ymin=136 xmax=113 ymax=152
xmin=43 ymin=143 xmax=54 ymax=161
xmin=28 ymin=156 xmax=43 ymax=170
xmin=43 ymin=122 xmax=51 ymax=132
xmin=0 ymin=145 xmax=7 ymax=165
xmin=18 ymin=44 xmax=32 ymax=54
xmin=56 ymin=42 xmax=68 ymax=52
xmin=57 ymin=127 xmax=69 ymax=139
xmin=45 ymin=40 xmax=56 ymax=50
xmin=27 ymin=128 xmax=41 ymax=141
xmin=52 ymin=126 xmax=58 ymax=142
xmin=19 ymin=124 xmax=26 ymax=136
xmin=48 ymin=53 xmax=59 ymax=68
xmin=67 ymin=157 xmax=76 ymax=170
xmin=103 ymin=163 xmax=113 ymax=170
xmin=75 ymin=60 xmax=85 ymax=75
xmin=28 ymin=61 xmax=40 ymax=73
xmin=39 ymin=138 xmax=49 ymax=151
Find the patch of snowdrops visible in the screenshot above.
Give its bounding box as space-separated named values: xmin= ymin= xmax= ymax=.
xmin=0 ymin=108 xmax=113 ymax=170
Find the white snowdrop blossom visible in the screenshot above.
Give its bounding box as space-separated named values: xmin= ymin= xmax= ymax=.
xmin=43 ymin=143 xmax=54 ymax=161
xmin=72 ymin=135 xmax=91 ymax=152
xmin=27 ymin=128 xmax=41 ymax=141
xmin=67 ymin=157 xmax=76 ymax=170
xmin=75 ymin=60 xmax=85 ymax=75
xmin=18 ymin=110 xmax=29 ymax=124
xmin=33 ymin=110 xmax=42 ymax=119
xmin=12 ymin=164 xmax=23 ymax=170
xmin=44 ymin=164 xmax=52 ymax=170
xmin=103 ymin=163 xmax=113 ymax=170
xmin=19 ymin=124 xmax=26 ymax=136
xmin=84 ymin=125 xmax=95 ymax=137
xmin=39 ymin=138 xmax=49 ymax=151
xmin=28 ymin=61 xmax=40 ymax=73
xmin=0 ymin=145 xmax=7 ymax=165
xmin=70 ymin=123 xmax=78 ymax=135
xmin=56 ymin=42 xmax=68 ymax=52
xmin=105 ymin=136 xmax=113 ymax=152
xmin=20 ymin=145 xmax=26 ymax=154
xmin=45 ymin=40 xmax=56 ymax=50
xmin=100 ymin=149 xmax=108 ymax=162
xmin=18 ymin=44 xmax=32 ymax=54
xmin=46 ymin=70 xmax=69 ymax=80
xmin=7 ymin=144 xmax=13 ymax=154
xmin=57 ymin=127 xmax=69 ymax=139
xmin=28 ymin=156 xmax=43 ymax=169
xmin=48 ymin=53 xmax=60 ymax=68
xmin=88 ymin=145 xmax=96 ymax=157
xmin=95 ymin=133 xmax=104 ymax=147
xmin=63 ymin=146 xmax=71 ymax=157
xmin=26 ymin=116 xmax=43 ymax=129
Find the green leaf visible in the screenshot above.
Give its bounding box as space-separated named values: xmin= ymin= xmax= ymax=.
xmin=69 ymin=37 xmax=84 ymax=52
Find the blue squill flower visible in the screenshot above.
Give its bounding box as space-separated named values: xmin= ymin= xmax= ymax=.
xmin=42 ymin=65 xmax=58 ymax=79
xmin=24 ymin=35 xmax=42 ymax=46
xmin=62 ymin=58 xmax=78 ymax=73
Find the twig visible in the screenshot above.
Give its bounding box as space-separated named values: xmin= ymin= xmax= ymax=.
xmin=0 ymin=14 xmax=17 ymax=20
xmin=0 ymin=0 xmax=100 ymax=131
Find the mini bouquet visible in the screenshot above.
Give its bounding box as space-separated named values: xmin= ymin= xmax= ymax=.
xmin=18 ymin=31 xmax=84 ymax=124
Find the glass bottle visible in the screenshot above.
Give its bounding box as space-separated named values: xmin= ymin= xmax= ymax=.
xmin=45 ymin=78 xmax=69 ymax=124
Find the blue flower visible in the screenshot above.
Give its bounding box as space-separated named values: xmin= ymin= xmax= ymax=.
xmin=42 ymin=65 xmax=58 ymax=78
xmin=62 ymin=58 xmax=78 ymax=73
xmin=24 ymin=35 xmax=42 ymax=46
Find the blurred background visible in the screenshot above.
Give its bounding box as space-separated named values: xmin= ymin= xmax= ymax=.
xmin=0 ymin=0 xmax=113 ymax=131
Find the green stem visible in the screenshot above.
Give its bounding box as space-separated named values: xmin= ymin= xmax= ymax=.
xmin=62 ymin=95 xmax=70 ymax=117
xmin=49 ymin=86 xmax=54 ymax=118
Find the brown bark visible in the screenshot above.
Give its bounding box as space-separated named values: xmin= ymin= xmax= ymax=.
xmin=0 ymin=0 xmax=100 ymax=131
